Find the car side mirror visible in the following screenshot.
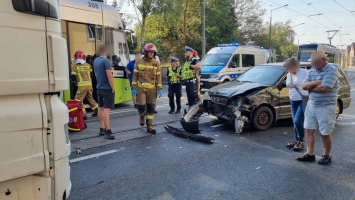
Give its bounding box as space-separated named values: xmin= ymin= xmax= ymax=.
xmin=278 ymin=80 xmax=287 ymax=91
xmin=230 ymin=62 xmax=237 ymax=68
xmin=13 ymin=0 xmax=58 ymax=19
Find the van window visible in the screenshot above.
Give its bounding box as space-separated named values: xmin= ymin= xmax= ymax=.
xmin=231 ymin=54 xmax=240 ymax=67
xmin=242 ymin=54 xmax=255 ymax=67
xmin=202 ymin=54 xmax=231 ymax=66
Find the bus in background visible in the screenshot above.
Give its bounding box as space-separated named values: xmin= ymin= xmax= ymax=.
xmin=59 ymin=0 xmax=132 ymax=106
xmin=200 ymin=43 xmax=271 ymax=89
xmin=1 ymin=0 xmax=71 ymax=199
xmin=298 ymin=43 xmax=341 ymax=64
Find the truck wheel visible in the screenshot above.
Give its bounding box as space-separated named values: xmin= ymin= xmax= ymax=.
xmin=252 ymin=106 xmax=274 ymax=131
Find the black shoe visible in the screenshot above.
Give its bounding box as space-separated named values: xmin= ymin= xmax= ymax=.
xmin=297 ymin=154 xmax=316 ymax=162
xmin=92 ymin=109 xmax=98 ymax=117
xmin=175 ymin=109 xmax=180 ymax=114
xmin=318 ymin=155 xmax=332 ymax=165
xmin=168 ymin=109 xmax=174 ymax=114
xmin=99 ymin=128 xmax=106 ymax=136
xmin=186 ymin=103 xmax=189 ymax=106
xmin=83 ymin=115 xmax=88 ymax=120
xmin=105 ymin=129 xmax=115 ymax=140
xmin=154 ymin=110 xmax=158 ymax=114
xmin=134 ymin=104 xmax=138 ymax=109
xmin=293 ymin=141 xmax=304 ymax=152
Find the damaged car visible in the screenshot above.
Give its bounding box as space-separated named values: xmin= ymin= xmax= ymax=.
xmin=181 ymin=63 xmax=351 ymax=134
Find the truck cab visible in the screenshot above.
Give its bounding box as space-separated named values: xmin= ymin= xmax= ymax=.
xmin=0 ymin=0 xmax=71 ymax=199
xmin=200 ymin=43 xmax=270 ymax=89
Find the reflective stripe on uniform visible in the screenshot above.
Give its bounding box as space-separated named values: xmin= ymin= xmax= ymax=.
xmin=68 ymin=127 xmax=81 ymax=131
xmin=78 ymin=83 xmax=92 ymax=87
xmin=68 ymin=107 xmax=78 ymax=112
xmin=138 ymin=83 xmax=155 ymax=89
xmin=146 ymin=114 xmax=154 ymax=120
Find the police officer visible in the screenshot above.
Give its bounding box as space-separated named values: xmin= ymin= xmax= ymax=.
xmin=167 ymin=57 xmax=183 ymax=114
xmin=182 ymin=46 xmax=201 ymax=107
xmin=193 ymin=50 xmax=202 ymax=100
xmin=131 ymin=43 xmax=162 ymax=134
xmin=70 ymin=50 xmax=98 ymax=119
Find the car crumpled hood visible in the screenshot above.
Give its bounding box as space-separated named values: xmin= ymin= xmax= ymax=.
xmin=207 ymin=81 xmax=268 ymax=98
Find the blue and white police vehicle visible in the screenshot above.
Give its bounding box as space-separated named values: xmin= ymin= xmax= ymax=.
xmin=200 ymin=43 xmax=271 ymax=89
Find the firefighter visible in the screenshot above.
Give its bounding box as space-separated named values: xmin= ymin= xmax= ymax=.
xmin=131 ymin=43 xmax=162 ymax=134
xmin=70 ymin=50 xmax=98 ymax=119
xmin=193 ymin=50 xmax=202 ymax=100
xmin=182 ymin=46 xmax=201 ymax=107
xmin=167 ymin=57 xmax=183 ymax=114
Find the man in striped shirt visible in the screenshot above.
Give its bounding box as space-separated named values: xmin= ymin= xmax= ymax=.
xmin=297 ymin=51 xmax=339 ymax=165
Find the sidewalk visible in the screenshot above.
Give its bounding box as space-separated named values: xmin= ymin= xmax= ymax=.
xmin=69 ymin=95 xmax=216 ymax=152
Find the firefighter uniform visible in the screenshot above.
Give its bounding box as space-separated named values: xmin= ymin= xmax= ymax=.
xmin=132 ymin=52 xmax=162 ymax=134
xmin=71 ymin=62 xmax=98 ymax=117
xmin=183 ymin=47 xmax=199 ymax=107
xmin=167 ymin=57 xmax=182 ymax=114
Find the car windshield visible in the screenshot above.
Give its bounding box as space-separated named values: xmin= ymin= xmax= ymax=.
xmin=237 ymin=66 xmax=285 ymax=86
xmin=202 ymin=53 xmax=231 ymax=66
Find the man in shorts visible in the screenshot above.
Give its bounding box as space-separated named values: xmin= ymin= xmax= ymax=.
xmin=93 ymin=45 xmax=115 ymax=140
xmin=297 ymin=51 xmax=339 ymax=165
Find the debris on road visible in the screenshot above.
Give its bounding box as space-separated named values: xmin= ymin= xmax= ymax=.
xmin=256 ymin=167 xmax=261 ymax=170
xmin=164 ymin=125 xmax=214 ymax=143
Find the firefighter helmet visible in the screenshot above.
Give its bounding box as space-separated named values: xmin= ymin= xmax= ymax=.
xmin=144 ymin=43 xmax=157 ymax=53
xmin=74 ymin=50 xmax=86 ymax=60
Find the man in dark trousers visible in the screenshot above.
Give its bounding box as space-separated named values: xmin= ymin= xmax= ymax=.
xmin=182 ymin=46 xmax=201 ymax=107
xmin=167 ymin=57 xmax=183 ymax=114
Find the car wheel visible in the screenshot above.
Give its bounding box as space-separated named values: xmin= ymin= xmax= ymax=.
xmin=335 ymin=101 xmax=341 ymax=119
xmin=223 ymin=79 xmax=230 ymax=83
xmin=252 ymin=106 xmax=274 ymax=131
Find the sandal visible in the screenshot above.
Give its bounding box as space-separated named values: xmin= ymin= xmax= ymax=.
xmin=293 ymin=141 xmax=304 ymax=152
xmin=286 ymin=141 xmax=297 ymax=149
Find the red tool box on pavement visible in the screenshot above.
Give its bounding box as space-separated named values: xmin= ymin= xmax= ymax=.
xmin=67 ymin=100 xmax=86 ymax=132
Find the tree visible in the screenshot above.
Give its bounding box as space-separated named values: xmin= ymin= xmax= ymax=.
xmin=265 ymin=20 xmax=296 ymax=53
xmin=205 ymin=0 xmax=236 ymax=50
xmin=130 ymin=0 xmax=158 ymax=49
xmin=280 ymin=44 xmax=298 ymax=57
xmin=233 ymin=0 xmax=266 ymax=44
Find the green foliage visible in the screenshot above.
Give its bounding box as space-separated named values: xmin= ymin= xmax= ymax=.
xmin=280 ymin=44 xmax=298 ymax=57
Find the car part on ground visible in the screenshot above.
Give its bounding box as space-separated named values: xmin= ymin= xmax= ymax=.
xmin=164 ymin=126 xmax=214 ymax=143
xmin=180 ymin=101 xmax=204 ymax=134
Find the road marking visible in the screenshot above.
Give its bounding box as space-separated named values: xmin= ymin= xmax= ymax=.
xmin=337 ymin=122 xmax=355 ymax=126
xmin=70 ymin=148 xmax=125 ymax=163
xmin=211 ymin=123 xmax=226 ymax=128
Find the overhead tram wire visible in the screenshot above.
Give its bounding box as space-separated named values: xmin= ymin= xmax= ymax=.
xmin=332 ymin=0 xmax=355 ymax=18
xmin=298 ymin=0 xmax=339 ymax=28
xmin=266 ymin=0 xmax=331 ymax=30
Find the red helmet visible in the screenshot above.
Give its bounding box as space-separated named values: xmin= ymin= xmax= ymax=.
xmin=74 ymin=50 xmax=86 ymax=60
xmin=144 ymin=43 xmax=157 ymax=53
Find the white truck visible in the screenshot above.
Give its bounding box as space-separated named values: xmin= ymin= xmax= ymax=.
xmin=0 ymin=0 xmax=71 ymax=199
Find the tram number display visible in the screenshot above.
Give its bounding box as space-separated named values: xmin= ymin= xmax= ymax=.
xmin=88 ymin=2 xmax=99 ymax=9
xmin=113 ymin=70 xmax=125 ymax=78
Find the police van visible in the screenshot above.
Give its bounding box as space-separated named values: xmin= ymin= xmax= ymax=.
xmin=200 ymin=43 xmax=271 ymax=89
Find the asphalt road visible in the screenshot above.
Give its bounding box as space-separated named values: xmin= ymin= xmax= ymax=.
xmin=68 ymin=70 xmax=355 ymax=200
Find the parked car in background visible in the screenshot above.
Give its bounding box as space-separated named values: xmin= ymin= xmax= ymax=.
xmin=201 ymin=63 xmax=351 ymax=133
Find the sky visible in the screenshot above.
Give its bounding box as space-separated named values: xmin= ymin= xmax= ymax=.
xmin=114 ymin=0 xmax=355 ymax=49
xmin=261 ymin=0 xmax=355 ymax=48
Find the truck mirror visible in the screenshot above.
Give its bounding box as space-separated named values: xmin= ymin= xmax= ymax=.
xmin=12 ymin=0 xmax=58 ymax=19
xmin=230 ymin=62 xmax=237 ymax=68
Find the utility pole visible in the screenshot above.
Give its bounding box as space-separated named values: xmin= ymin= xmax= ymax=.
xmin=202 ymin=0 xmax=206 ymax=57
xmin=269 ymin=4 xmax=288 ymax=49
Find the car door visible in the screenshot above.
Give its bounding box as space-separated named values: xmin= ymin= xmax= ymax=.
xmin=276 ymin=75 xmax=292 ymax=119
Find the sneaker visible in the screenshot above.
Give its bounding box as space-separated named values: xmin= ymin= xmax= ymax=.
xmin=168 ymin=109 xmax=174 ymax=114
xmin=105 ymin=129 xmax=115 ymax=140
xmin=293 ymin=141 xmax=304 ymax=152
xmin=297 ymin=154 xmax=316 ymax=162
xmin=175 ymin=109 xmax=180 ymax=114
xmin=318 ymin=155 xmax=332 ymax=165
xmin=99 ymin=128 xmax=106 ymax=136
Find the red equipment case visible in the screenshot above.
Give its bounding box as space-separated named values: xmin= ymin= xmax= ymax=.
xmin=67 ymin=100 xmax=86 ymax=132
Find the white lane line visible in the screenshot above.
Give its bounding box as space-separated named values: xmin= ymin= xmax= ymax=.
xmin=337 ymin=122 xmax=355 ymax=126
xmin=211 ymin=123 xmax=226 ymax=128
xmin=70 ymin=147 xmax=125 ymax=163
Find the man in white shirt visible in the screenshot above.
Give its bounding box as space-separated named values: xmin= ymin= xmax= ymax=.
xmin=284 ymin=58 xmax=308 ymax=151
